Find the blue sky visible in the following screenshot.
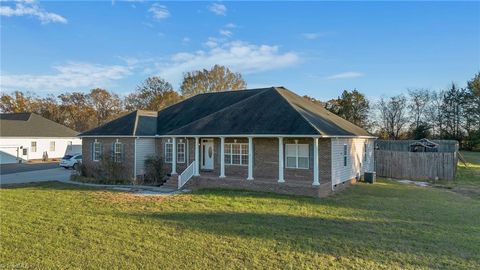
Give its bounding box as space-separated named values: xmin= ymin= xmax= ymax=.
xmin=1 ymin=1 xmax=479 ymax=100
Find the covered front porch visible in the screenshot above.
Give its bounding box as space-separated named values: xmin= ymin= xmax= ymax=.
xmin=158 ymin=135 xmax=330 ymax=190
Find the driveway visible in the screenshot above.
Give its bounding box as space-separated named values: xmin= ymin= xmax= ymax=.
xmin=0 ymin=162 xmax=59 ymax=175
xmin=0 ymin=167 xmax=72 ymax=185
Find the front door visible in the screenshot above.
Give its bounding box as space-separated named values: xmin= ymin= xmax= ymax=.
xmin=201 ymin=139 xmax=214 ymax=170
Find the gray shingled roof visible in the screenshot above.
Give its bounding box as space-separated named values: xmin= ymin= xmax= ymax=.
xmin=0 ymin=113 xmax=78 ymax=137
xmin=80 ymin=87 xmax=372 ymax=137
xmin=79 ymin=110 xmax=158 ymax=136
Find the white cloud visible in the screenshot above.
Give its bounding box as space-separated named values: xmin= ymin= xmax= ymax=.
xmin=149 ymin=3 xmax=170 ymax=20
xmin=219 ymin=29 xmax=232 ymax=37
xmin=225 ymin=23 xmax=236 ymax=28
xmin=0 ymin=62 xmax=132 ymax=92
xmin=325 ymin=72 xmax=364 ymax=80
xmin=0 ymin=0 xmax=67 ymax=24
xmin=208 ymin=3 xmax=226 ymax=16
xmin=155 ymin=39 xmax=299 ymax=85
xmin=302 ymin=33 xmax=320 ymax=40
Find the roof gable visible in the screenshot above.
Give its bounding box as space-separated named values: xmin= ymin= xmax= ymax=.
xmin=79 ymin=110 xmax=157 ymax=136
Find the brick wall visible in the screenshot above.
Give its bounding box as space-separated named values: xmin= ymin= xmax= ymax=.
xmin=156 ymin=137 xmax=195 ymax=175
xmin=82 ymin=137 xmax=135 ymax=180
xmin=156 ymin=136 xmax=334 ymax=185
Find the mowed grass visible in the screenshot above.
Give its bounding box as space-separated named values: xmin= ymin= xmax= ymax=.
xmin=1 ymin=154 xmax=480 ymax=269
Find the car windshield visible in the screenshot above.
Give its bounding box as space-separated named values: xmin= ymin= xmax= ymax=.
xmin=62 ymin=155 xmax=73 ymax=159
xmin=75 ymin=155 xmax=82 ymax=159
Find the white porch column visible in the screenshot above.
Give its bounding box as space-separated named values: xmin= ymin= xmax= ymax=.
xmin=278 ymin=137 xmax=284 ymax=183
xmin=194 ymin=137 xmax=200 ymax=176
xmin=171 ymin=137 xmax=177 ymax=175
xmin=313 ymin=137 xmax=320 ymax=186
xmin=247 ymin=137 xmax=254 ymax=180
xmin=220 ymin=137 xmax=226 ymax=178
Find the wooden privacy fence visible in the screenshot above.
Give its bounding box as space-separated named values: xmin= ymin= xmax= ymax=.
xmin=375 ymin=140 xmax=459 ymax=152
xmin=375 ymin=150 xmax=457 ymax=181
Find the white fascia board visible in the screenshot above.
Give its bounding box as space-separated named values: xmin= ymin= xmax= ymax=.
xmin=0 ymin=136 xmax=80 ymax=139
xmin=78 ymin=135 xmax=152 ymax=138
xmin=79 ymin=134 xmax=377 ymax=139
xmin=155 ymin=134 xmax=322 ymax=138
xmin=319 ymin=135 xmax=378 ymax=139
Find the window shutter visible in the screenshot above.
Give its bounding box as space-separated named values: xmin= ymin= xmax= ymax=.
xmin=121 ymin=143 xmax=125 ymax=162
xmin=111 ymin=142 xmax=115 ymax=161
xmin=90 ymin=142 xmax=94 ymax=160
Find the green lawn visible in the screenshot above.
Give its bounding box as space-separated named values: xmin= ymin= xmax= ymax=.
xmin=1 ymin=154 xmax=480 ymax=269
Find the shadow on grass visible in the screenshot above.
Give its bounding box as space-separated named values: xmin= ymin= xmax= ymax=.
xmin=126 ymin=211 xmax=478 ymax=269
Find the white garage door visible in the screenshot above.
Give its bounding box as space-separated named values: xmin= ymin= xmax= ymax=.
xmin=0 ymin=147 xmax=19 ymax=164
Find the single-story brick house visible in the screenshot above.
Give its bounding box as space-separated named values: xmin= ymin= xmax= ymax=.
xmin=79 ymin=87 xmax=375 ymax=197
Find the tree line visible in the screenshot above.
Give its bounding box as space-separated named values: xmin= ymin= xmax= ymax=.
xmin=317 ymin=73 xmax=479 ymax=150
xmin=1 ymin=65 xmax=479 ymax=150
xmin=0 ymin=65 xmax=246 ymax=132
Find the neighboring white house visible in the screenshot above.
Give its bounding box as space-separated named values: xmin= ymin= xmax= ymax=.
xmin=0 ymin=113 xmax=81 ymax=164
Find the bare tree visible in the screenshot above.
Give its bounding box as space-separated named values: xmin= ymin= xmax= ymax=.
xmin=377 ymin=95 xmax=408 ymax=139
xmin=407 ymin=89 xmax=430 ymax=130
xmin=425 ymin=90 xmax=444 ymax=138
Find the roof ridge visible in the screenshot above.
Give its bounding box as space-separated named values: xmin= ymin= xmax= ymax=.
xmin=192 ymin=87 xmax=272 ymax=96
xmin=132 ymin=111 xmax=139 ymax=136
xmin=163 ymin=88 xmax=274 ymax=135
xmin=273 ymin=87 xmax=322 ymax=135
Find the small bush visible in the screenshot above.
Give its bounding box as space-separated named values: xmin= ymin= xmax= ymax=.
xmin=74 ymin=154 xmax=130 ymax=185
xmin=143 ymin=156 xmax=166 ymax=185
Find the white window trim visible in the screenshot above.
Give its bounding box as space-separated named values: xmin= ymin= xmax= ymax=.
xmin=343 ymin=144 xmax=348 ymax=167
xmin=93 ymin=141 xmax=102 ymax=162
xmin=114 ymin=142 xmax=123 ymax=163
xmin=165 ymin=142 xmax=173 ymax=163
xmin=285 ymin=143 xmax=309 ymax=169
xmin=224 ymin=143 xmax=249 ymax=166
xmin=177 ymin=142 xmax=186 ymax=163
xmin=31 ymin=141 xmax=37 ymax=153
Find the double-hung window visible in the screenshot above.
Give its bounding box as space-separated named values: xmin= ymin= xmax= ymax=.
xmin=343 ymin=144 xmax=348 ymax=167
xmin=93 ymin=142 xmax=102 ymax=161
xmin=177 ymin=142 xmax=185 ymax=163
xmin=165 ymin=142 xmax=173 ymax=163
xmin=285 ymin=144 xmax=309 ymax=169
xmin=114 ymin=142 xmax=123 ymax=163
xmin=31 ymin=141 xmax=37 ymax=152
xmin=49 ymin=141 xmax=55 ymax=151
xmin=165 ymin=141 xmax=186 ymax=163
xmin=224 ymin=143 xmax=248 ymax=165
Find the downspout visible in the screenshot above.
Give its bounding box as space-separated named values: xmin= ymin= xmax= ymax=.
xmin=133 ymin=137 xmax=138 ymax=183
xmin=331 ymin=137 xmax=335 ymax=192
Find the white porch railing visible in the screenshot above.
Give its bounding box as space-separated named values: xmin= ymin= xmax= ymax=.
xmin=178 ymin=161 xmax=196 ymax=189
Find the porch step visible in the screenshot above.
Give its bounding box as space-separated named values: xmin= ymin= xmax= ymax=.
xmin=163 ymin=175 xmax=179 ymax=189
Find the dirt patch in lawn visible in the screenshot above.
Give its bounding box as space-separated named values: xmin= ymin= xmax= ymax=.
xmin=94 ymin=190 xmax=193 ymax=203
